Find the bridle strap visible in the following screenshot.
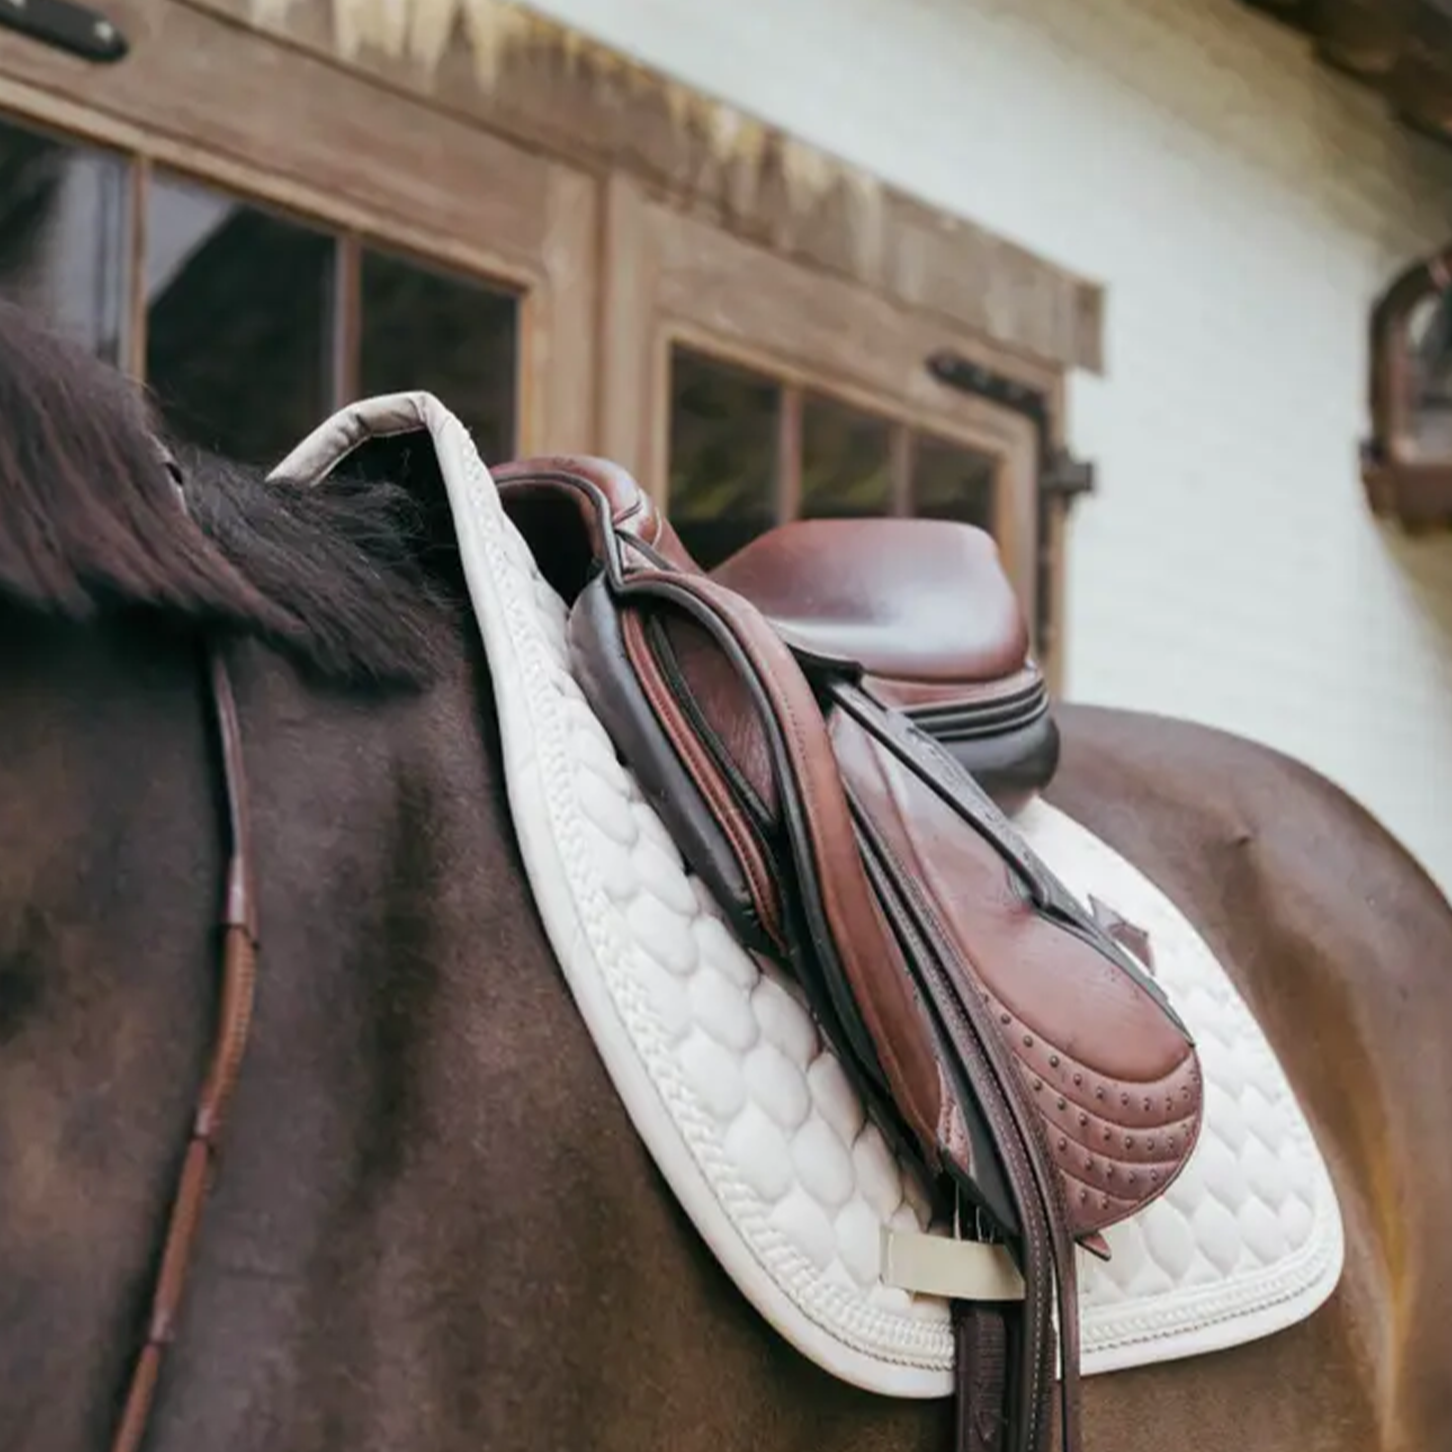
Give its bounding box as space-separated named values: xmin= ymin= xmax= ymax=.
xmin=111 ymin=462 xmax=260 ymax=1452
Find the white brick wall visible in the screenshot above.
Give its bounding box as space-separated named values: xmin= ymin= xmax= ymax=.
xmin=528 ymin=0 xmax=1452 ymax=892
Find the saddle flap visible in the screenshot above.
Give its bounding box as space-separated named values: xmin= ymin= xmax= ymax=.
xmin=584 ymin=565 xmax=1096 ymax=1452
xmin=827 ymin=699 xmax=1203 ymax=1239
xmin=569 ymin=572 xmax=780 ymax=952
xmin=571 ymin=566 xmax=971 ymax=1180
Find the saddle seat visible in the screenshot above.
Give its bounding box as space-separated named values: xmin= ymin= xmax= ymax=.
xmin=501 ymin=455 xmax=1056 ymax=810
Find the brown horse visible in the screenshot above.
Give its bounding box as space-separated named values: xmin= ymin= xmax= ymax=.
xmin=1 ymin=300 xmax=1449 ymax=1452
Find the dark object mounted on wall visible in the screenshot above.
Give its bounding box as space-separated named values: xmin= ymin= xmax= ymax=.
xmin=925 ymin=349 xmax=1095 ymax=661
xmin=1361 ymin=244 xmax=1452 ymax=530
xmin=0 ymin=0 xmax=128 ymax=63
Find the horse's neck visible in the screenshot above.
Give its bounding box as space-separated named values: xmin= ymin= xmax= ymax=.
xmin=0 ymin=614 xmax=521 ymax=1451
xmin=0 ymin=618 xmax=224 ymax=1451
xmin=8 ymin=614 xmax=940 ymax=1452
xmin=124 ymin=628 xmax=570 ymax=1451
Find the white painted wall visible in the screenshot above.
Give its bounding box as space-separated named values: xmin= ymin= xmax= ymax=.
xmin=528 ymin=0 xmax=1452 ymax=892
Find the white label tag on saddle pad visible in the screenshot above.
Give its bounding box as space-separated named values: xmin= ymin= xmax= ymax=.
xmin=881 ymin=1229 xmax=1025 ymax=1302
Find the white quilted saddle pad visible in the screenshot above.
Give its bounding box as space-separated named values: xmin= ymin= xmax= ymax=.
xmin=273 ymin=395 xmax=1345 ymax=1399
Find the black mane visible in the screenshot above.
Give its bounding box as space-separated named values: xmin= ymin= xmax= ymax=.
xmin=0 ymin=300 xmax=452 ymax=687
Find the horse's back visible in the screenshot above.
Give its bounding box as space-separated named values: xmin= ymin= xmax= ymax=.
xmin=1048 ymin=702 xmax=1452 ymax=1451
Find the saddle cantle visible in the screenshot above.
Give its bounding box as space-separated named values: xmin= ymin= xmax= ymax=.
xmin=495 ymin=456 xmax=1203 ymax=1452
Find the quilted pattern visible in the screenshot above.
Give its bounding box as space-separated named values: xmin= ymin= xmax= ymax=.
xmin=281 ymin=394 xmax=1344 ymax=1398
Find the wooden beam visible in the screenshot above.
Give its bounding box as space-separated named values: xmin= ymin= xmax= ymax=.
xmin=1244 ymin=0 xmax=1452 ymax=146
xmin=776 ymin=385 xmax=803 ymax=523
xmin=890 ymin=423 xmax=914 ymax=518
xmin=172 ymin=0 xmax=1104 ymax=374
xmin=123 ymin=153 xmax=148 ymax=379
xmin=596 ymin=173 xmax=656 ymax=480
xmin=331 ymin=232 xmax=360 ymax=410
xmin=649 ymin=200 xmax=1059 ymax=438
xmin=0 ymin=0 xmax=560 ymax=284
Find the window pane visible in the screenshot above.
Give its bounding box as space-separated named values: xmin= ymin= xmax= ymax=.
xmin=912 ymin=433 xmax=997 ymax=532
xmin=359 ymin=247 xmax=518 ymax=462
xmin=145 ymin=171 xmax=333 ymax=465
xmin=799 ymin=392 xmax=894 ymax=519
xmin=668 ymin=347 xmax=780 ymax=568
xmin=0 ymin=116 xmax=128 ymax=363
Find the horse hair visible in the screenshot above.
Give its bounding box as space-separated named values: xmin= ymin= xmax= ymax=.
xmin=0 ymin=299 xmax=453 ymax=687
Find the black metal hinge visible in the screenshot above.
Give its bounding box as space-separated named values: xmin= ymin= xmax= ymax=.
xmin=926 ymin=349 xmax=1096 ymax=658
xmin=1041 ymin=449 xmax=1096 ymax=501
xmin=0 ymin=0 xmax=128 ymax=62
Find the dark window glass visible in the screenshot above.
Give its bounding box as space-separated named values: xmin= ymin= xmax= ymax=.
xmin=359 ymin=247 xmax=519 ymax=463
xmin=0 ymin=116 xmax=128 ymax=363
xmin=668 ymin=347 xmax=780 ymax=568
xmin=912 ymin=432 xmax=997 ymax=532
xmin=145 ymin=170 xmax=334 ymax=465
xmin=799 ymin=392 xmax=894 ymax=519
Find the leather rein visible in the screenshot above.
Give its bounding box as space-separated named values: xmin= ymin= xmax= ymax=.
xmin=108 ymin=464 xmax=261 ymax=1452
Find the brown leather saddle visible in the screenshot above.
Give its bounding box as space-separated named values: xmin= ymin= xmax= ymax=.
xmin=496 ymin=455 xmax=1204 ymax=1452
xmin=710 ymin=513 xmax=1059 ymax=815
